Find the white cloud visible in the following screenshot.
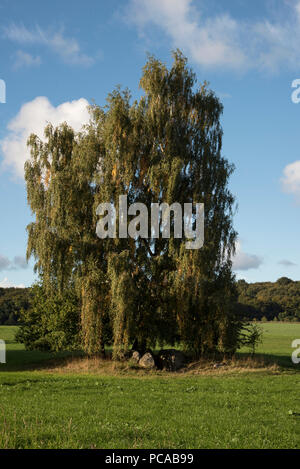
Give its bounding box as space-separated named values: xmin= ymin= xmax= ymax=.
xmin=216 ymin=92 xmax=232 ymax=99
xmin=13 ymin=256 xmax=28 ymax=269
xmin=232 ymin=240 xmax=263 ymax=271
xmin=127 ymin=0 xmax=245 ymax=69
xmin=13 ymin=50 xmax=41 ymax=69
xmin=0 ymin=255 xmax=10 ymax=271
xmin=278 ymin=259 xmax=297 ymax=267
xmin=3 ymin=24 xmax=94 ymax=66
xmin=0 ymin=254 xmax=28 ymax=271
xmin=0 ymin=96 xmax=90 ymax=178
xmin=0 ymin=277 xmax=25 ymax=288
xmin=281 ymin=160 xmax=300 ymax=202
xmin=127 ymin=0 xmax=300 ymax=71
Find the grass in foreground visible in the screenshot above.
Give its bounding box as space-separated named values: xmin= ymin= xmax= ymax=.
xmin=0 ymin=372 xmax=299 ymax=449
xmin=0 ymin=323 xmax=299 ymax=449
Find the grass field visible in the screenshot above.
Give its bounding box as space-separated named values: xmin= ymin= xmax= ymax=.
xmin=0 ymin=323 xmax=299 ymax=449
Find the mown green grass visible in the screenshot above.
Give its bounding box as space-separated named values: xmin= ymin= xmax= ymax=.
xmin=0 ymin=323 xmax=299 ymax=449
xmin=0 ymin=326 xmax=80 ymax=371
xmin=238 ymin=322 xmax=300 ymax=367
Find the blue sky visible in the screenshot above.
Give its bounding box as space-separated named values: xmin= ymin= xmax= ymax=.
xmin=1 ymin=0 xmax=300 ymax=287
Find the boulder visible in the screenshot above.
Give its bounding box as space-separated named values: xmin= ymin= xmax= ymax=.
xmin=139 ymin=352 xmax=156 ymax=369
xmin=131 ymin=350 xmax=141 ymax=363
xmin=213 ymin=362 xmax=227 ymax=369
xmin=157 ymin=349 xmax=185 ymax=371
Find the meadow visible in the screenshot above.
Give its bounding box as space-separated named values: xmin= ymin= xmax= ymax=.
xmin=0 ymin=323 xmax=299 ymax=449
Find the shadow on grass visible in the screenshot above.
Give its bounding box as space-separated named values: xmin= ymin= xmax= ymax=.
xmin=1 ymin=347 xmax=299 ymax=375
xmin=0 ymin=349 xmax=84 ymax=372
xmin=234 ymin=351 xmax=298 ymax=371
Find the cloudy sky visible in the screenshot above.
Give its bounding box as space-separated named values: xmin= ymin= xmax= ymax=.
xmin=0 ymin=0 xmax=300 ymax=287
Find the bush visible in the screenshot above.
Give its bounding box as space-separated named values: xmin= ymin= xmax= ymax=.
xmin=16 ymin=284 xmax=81 ymax=352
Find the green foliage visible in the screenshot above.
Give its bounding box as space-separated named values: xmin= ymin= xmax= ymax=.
xmin=277 ymin=277 xmax=293 ymax=286
xmin=0 ymin=287 xmax=31 ymax=325
xmin=241 ymin=323 xmax=264 ymax=356
xmin=24 ymin=51 xmax=239 ymax=358
xmin=16 ymin=284 xmax=81 ymax=352
xmin=236 ymin=278 xmax=300 ymax=322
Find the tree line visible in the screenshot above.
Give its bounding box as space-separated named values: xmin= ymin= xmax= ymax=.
xmin=0 ymin=287 xmax=31 ymax=325
xmin=236 ymin=277 xmax=300 ymax=322
xmin=1 ymin=276 xmax=298 ymax=330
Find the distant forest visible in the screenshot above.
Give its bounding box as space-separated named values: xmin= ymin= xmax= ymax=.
xmin=0 ymin=276 xmax=299 ymax=326
xmin=0 ymin=287 xmax=31 ymax=325
xmin=236 ymin=277 xmax=300 ymax=322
